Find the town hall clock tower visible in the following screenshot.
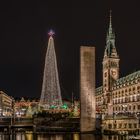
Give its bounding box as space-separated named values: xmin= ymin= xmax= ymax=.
xmin=102 ymin=12 xmax=119 ymax=114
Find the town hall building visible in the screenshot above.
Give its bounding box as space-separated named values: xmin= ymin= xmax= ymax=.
xmin=95 ymin=13 xmax=140 ymax=134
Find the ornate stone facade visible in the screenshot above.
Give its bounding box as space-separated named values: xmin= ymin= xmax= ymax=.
xmin=95 ymin=12 xmax=140 ymax=133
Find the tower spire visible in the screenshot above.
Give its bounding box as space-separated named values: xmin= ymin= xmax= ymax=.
xmin=109 ymin=10 xmax=112 ymax=34
xmin=104 ymin=10 xmax=117 ymax=57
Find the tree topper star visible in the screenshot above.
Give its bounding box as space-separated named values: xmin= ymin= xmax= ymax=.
xmin=48 ymin=30 xmax=55 ymax=36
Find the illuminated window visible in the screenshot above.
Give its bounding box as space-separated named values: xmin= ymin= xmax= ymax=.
xmin=129 ymin=123 xmax=132 ymax=128
xmin=119 ymin=107 xmax=120 ymax=111
xmin=133 ymin=105 xmax=135 ymax=110
xmin=114 ymin=136 xmax=117 ymax=140
xmin=124 ymin=123 xmax=127 ymax=128
xmin=133 ymin=96 xmax=135 ymax=102
xmin=105 ymin=72 xmax=107 ymax=77
xmin=134 ymin=123 xmax=137 ymax=128
xmin=138 ymin=105 xmax=140 ymax=110
xmin=108 ymin=124 xmax=112 ymax=129
xmin=114 ymin=124 xmax=117 ymax=129
xmin=119 ymin=124 xmax=122 ymax=128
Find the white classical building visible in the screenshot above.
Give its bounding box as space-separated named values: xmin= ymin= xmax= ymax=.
xmin=0 ymin=91 xmax=13 ymax=117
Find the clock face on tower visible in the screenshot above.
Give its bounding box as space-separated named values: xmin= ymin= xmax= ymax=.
xmin=110 ymin=69 xmax=117 ymax=79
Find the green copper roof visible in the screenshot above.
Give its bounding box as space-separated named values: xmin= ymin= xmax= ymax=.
xmin=114 ymin=70 xmax=140 ymax=86
xmin=95 ymin=86 xmax=103 ymax=95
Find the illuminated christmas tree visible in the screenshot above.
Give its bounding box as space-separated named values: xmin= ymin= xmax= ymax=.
xmin=40 ymin=30 xmax=62 ymax=109
xmin=26 ymin=105 xmax=33 ymax=118
xmin=73 ymin=101 xmax=80 ymax=117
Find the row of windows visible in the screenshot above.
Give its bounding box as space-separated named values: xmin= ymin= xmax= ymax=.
xmin=108 ymin=123 xmax=137 ymax=129
xmin=96 ymin=86 xmax=140 ymax=105
xmin=113 ymin=96 xmax=140 ymax=104
xmin=96 ymin=102 xmax=103 ymax=106
xmin=96 ymin=97 xmax=102 ymax=102
xmin=96 ymin=95 xmax=140 ymax=105
xmin=113 ymin=79 xmax=140 ymax=89
xmin=113 ymin=92 xmax=140 ymax=98
xmin=113 ymin=105 xmax=140 ymax=111
xmin=96 ymin=86 xmax=140 ymax=98
xmin=113 ymin=86 xmax=140 ymax=97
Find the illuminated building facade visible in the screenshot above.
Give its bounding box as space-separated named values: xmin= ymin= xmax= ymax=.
xmin=95 ymin=12 xmax=140 ymax=133
xmin=14 ymin=97 xmax=39 ymax=117
xmin=0 ymin=91 xmax=13 ymax=117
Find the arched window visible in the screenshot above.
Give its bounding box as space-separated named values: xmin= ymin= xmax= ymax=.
xmin=133 ymin=105 xmax=135 ymax=110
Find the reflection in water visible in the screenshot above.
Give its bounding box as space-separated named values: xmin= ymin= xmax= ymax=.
xmin=26 ymin=133 xmax=33 ymax=140
xmin=37 ymin=134 xmax=63 ymax=140
xmin=73 ymin=133 xmax=80 ymax=140
xmin=81 ymin=134 xmax=95 ymax=140
xmin=51 ymin=135 xmax=63 ymax=140
xmin=102 ymin=135 xmax=128 ymax=140
xmin=16 ymin=133 xmax=25 ymax=140
xmin=0 ymin=133 xmax=129 ymax=140
xmin=0 ymin=134 xmax=11 ymax=140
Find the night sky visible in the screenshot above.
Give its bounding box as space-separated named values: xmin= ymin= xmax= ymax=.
xmin=0 ymin=1 xmax=140 ymax=99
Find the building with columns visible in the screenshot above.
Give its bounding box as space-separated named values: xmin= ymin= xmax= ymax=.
xmin=95 ymin=13 xmax=140 ymax=134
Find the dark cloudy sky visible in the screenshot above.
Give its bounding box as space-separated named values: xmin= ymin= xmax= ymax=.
xmin=0 ymin=1 xmax=140 ymax=99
